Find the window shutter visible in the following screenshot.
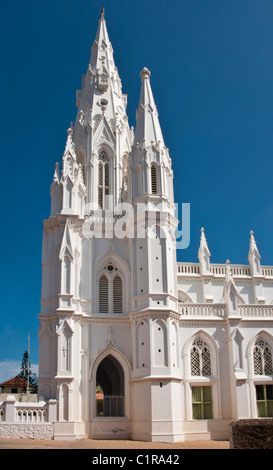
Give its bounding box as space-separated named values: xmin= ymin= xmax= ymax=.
xmin=151 ymin=165 xmax=157 ymax=194
xmin=113 ymin=275 xmax=123 ymax=314
xmin=99 ymin=275 xmax=108 ymax=313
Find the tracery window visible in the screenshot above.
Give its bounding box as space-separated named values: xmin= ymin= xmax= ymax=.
xmin=253 ymin=339 xmax=273 ymax=376
xmin=190 ymin=339 xmax=211 ymax=377
xmin=98 ymin=151 xmax=110 ymax=209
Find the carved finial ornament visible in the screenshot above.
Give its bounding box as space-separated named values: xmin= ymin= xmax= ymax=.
xmin=140 ymin=67 xmax=151 ymax=79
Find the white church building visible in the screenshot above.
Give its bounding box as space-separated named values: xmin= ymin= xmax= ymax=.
xmin=35 ymin=12 xmax=273 ymax=442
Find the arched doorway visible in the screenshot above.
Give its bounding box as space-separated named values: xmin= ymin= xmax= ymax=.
xmin=96 ymin=355 xmax=125 ymax=417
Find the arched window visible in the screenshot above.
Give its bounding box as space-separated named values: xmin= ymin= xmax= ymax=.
xmin=113 ymin=275 xmax=123 ymax=314
xmin=98 ymin=266 xmax=123 ymax=314
xmin=63 ymin=255 xmax=71 ymax=294
xmin=99 ymin=275 xmax=109 ymax=313
xmin=151 ymin=164 xmax=157 ymax=194
xmin=190 ymin=339 xmax=211 ymax=377
xmin=253 ymin=339 xmax=273 ymax=375
xmin=98 ymin=151 xmax=110 ymax=209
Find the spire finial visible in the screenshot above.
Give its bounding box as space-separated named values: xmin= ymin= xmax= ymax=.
xmin=140 ymin=67 xmax=151 ymax=79
xmin=101 ymin=6 xmax=105 ymax=19
xmin=199 ymin=227 xmax=208 ymax=247
xmin=249 ymin=229 xmax=260 ymax=257
xmin=249 ymin=230 xmax=258 ymax=249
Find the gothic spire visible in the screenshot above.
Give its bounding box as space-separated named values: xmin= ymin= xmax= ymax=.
xmin=248 ymin=230 xmax=261 ymax=275
xmin=133 ymin=67 xmax=164 ymax=147
xmin=249 ymin=230 xmax=261 ymax=258
xmin=73 ymin=10 xmax=130 ymax=146
xmin=198 ymin=227 xmax=211 ymax=255
xmin=92 ymin=7 xmax=111 ymax=55
xmin=198 ymin=227 xmax=211 ymax=274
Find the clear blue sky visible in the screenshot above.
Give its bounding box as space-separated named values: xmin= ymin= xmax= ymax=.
xmin=1 ymin=0 xmax=273 ymax=380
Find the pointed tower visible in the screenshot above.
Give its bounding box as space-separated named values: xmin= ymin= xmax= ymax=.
xmin=129 ymin=67 xmax=180 ymax=442
xmin=38 ymin=11 xmax=133 ymax=438
xmin=130 ymin=68 xmax=174 ymax=206
xmin=73 ymin=10 xmax=132 ymax=208
xmin=129 ymin=66 xmax=178 ymax=313
xmin=38 ymin=12 xmax=181 ymax=443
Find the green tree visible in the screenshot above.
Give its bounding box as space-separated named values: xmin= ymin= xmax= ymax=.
xmin=17 ymin=350 xmax=37 ymax=391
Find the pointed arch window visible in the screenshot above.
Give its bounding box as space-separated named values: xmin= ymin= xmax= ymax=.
xmin=98 ymin=265 xmax=123 ymax=314
xmin=253 ymin=339 xmax=273 ymax=376
xmin=98 ymin=151 xmax=110 ymax=209
xmin=113 ymin=275 xmax=123 ymax=314
xmin=151 ymin=164 xmax=158 ymax=194
xmin=99 ymin=275 xmax=109 ymax=313
xmin=63 ymin=255 xmax=71 ymax=294
xmin=190 ymin=339 xmax=211 ymax=377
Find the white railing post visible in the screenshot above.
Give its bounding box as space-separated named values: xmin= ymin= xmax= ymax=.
xmin=47 ymin=399 xmax=58 ymax=423
xmin=4 ymin=395 xmax=16 ymax=422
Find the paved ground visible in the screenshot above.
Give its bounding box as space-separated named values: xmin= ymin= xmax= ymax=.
xmin=0 ymin=438 xmax=230 ymax=449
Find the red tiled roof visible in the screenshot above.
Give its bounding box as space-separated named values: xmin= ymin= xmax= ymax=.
xmin=0 ymin=376 xmax=28 ymax=388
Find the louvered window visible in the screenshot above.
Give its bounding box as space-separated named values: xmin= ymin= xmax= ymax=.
xmin=151 ymin=164 xmax=157 ymax=194
xmin=99 ymin=275 xmax=108 ymax=313
xmin=98 ymin=268 xmax=123 ymax=314
xmin=98 ymin=151 xmax=110 ymax=209
xmin=113 ymin=275 xmax=123 ymax=314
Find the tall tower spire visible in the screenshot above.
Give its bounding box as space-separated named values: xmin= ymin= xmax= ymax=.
xmin=57 ymin=10 xmax=132 ymax=208
xmin=134 ymin=68 xmax=164 ymax=147
xmin=130 ymin=68 xmax=174 ymax=205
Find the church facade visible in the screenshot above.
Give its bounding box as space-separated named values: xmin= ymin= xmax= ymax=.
xmin=38 ymin=12 xmax=273 ymax=441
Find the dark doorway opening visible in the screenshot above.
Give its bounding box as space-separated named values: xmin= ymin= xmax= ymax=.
xmin=96 ymin=355 xmax=125 ymax=417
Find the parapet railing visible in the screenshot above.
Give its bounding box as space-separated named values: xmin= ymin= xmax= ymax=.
xmin=238 ymin=305 xmax=273 ymax=317
xmin=179 ymin=303 xmax=226 ymax=317
xmin=177 ymin=263 xmax=273 ymax=277
xmin=0 ymin=396 xmax=57 ymax=423
xmin=15 ymin=403 xmax=48 ymax=423
xmin=179 ymin=303 xmax=273 ymax=318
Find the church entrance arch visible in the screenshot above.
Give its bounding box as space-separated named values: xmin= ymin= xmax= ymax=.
xmin=96 ymin=355 xmax=125 ymax=417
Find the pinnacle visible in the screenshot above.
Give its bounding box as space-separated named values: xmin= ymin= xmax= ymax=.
xmin=134 ymin=66 xmax=164 ymax=147
xmin=249 ymin=229 xmax=260 ymax=257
